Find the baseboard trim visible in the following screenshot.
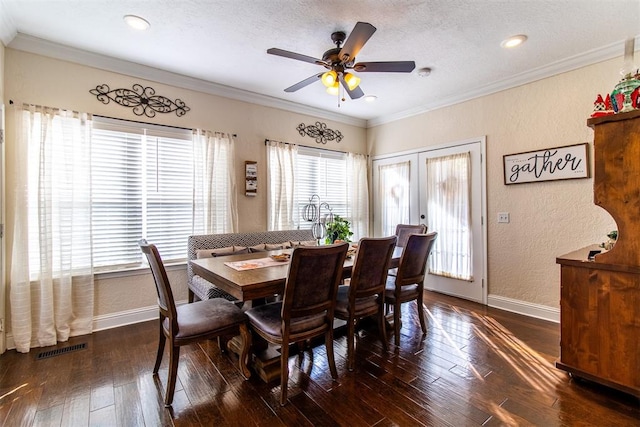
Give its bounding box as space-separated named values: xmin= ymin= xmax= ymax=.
xmin=488 ymin=294 xmax=559 ymax=323
xmin=92 ymin=305 xmax=158 ymax=332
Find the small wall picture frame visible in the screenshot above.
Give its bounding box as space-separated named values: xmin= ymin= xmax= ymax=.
xmin=245 ymin=161 xmax=257 ymax=196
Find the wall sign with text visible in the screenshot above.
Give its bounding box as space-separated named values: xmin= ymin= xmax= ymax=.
xmin=503 ymin=143 xmax=590 ymax=185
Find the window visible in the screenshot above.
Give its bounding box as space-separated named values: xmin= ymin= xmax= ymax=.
xmin=267 ymin=143 xmax=368 ymax=239
xmin=20 ymin=109 xmax=235 ymax=279
xmin=91 ymin=118 xmax=195 ymax=268
xmin=294 ymin=146 xmax=349 ymax=228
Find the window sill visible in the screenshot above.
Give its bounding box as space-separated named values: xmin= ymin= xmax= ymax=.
xmin=94 ymin=261 xmax=187 ymax=280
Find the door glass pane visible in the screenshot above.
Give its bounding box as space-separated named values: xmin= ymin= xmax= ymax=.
xmin=425 ymin=152 xmax=473 ymax=281
xmin=377 ymin=161 xmax=410 ymax=236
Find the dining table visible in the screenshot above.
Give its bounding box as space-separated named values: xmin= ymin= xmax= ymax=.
xmin=190 ymin=245 xmax=402 ymax=303
xmin=189 ymin=244 xmax=402 ymax=382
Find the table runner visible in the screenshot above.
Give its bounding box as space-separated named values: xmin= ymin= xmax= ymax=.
xmin=224 ymin=257 xmax=289 ymax=271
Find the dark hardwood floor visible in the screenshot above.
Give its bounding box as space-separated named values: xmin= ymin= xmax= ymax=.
xmin=1 ymin=292 xmax=638 ymax=426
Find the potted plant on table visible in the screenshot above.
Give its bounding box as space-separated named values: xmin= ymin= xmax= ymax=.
xmin=325 ymin=215 xmax=353 ymax=244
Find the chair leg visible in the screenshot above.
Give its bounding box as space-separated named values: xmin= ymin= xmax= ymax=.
xmin=165 ymin=345 xmax=180 ymax=406
xmin=153 ymin=321 xmax=166 ymax=373
xmin=238 ymin=323 xmax=252 ymax=379
xmin=325 ymin=328 xmax=338 ymax=380
xmin=218 ymin=336 xmax=229 ymax=353
xmin=394 ymin=300 xmax=402 ymax=347
xmin=347 ymin=317 xmax=356 ymax=371
xmin=416 ymin=290 xmax=427 ymax=335
xmin=377 ymin=307 xmax=389 ymax=352
xmin=280 ymin=341 xmax=290 ymax=406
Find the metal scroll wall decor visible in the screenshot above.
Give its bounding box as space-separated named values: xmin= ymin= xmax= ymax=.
xmin=302 ymin=194 xmax=334 ymax=242
xmin=296 ymin=121 xmax=343 ymax=144
xmin=89 ymin=84 xmax=190 ymax=117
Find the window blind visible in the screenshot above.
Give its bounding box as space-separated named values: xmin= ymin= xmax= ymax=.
xmin=92 ymin=118 xmax=194 ymax=268
xmin=294 ymin=146 xmax=348 ymax=229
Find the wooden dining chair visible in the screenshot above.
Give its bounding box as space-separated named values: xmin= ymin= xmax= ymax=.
xmin=385 ymin=232 xmax=438 ymax=346
xmin=389 ymin=223 xmax=427 ymax=276
xmin=245 ymin=242 xmax=349 ymax=405
xmin=334 ymin=236 xmax=397 ymax=371
xmin=395 ymin=223 xmax=427 ymax=248
xmin=139 ymin=239 xmax=251 ymax=406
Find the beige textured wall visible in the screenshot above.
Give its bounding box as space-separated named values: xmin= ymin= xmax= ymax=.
xmin=1 ymin=42 xmax=5 ymax=343
xmin=368 ymin=59 xmax=620 ymax=307
xmin=3 ymin=49 xmax=366 ymax=324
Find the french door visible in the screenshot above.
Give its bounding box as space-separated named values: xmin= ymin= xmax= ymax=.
xmin=372 ymin=137 xmax=487 ymax=304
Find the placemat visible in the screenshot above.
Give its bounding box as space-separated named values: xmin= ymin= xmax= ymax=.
xmin=224 ymin=257 xmax=289 ymax=271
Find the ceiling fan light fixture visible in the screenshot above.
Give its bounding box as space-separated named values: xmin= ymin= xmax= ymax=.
xmin=321 ymin=70 xmax=338 ymax=87
xmin=344 ymin=72 xmax=361 ymax=90
xmin=326 ymin=81 xmax=340 ymax=96
xmin=123 ymin=14 xmax=150 ymax=31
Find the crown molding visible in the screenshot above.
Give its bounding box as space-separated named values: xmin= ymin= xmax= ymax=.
xmin=368 ymin=37 xmax=639 ymax=128
xmin=8 ymin=33 xmax=638 ymax=129
xmin=8 ymin=33 xmax=367 ymax=128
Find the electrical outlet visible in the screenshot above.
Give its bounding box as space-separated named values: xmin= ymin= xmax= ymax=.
xmin=497 ymin=212 xmax=510 ymax=223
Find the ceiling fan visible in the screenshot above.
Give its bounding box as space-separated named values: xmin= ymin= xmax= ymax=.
xmin=267 ymin=22 xmax=416 ymax=99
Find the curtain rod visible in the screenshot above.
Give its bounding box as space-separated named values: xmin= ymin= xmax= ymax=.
xmin=95 ymin=114 xmax=237 ymax=137
xmin=264 ymin=138 xmax=349 ymax=155
xmin=8 ymin=102 xmax=237 ymax=137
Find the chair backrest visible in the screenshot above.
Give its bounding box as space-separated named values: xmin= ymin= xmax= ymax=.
xmin=395 ymin=232 xmax=438 ymax=287
xmin=395 ymin=224 xmax=427 ymax=248
xmin=139 ymin=239 xmax=178 ymax=328
xmin=349 ymin=236 xmax=397 ymax=302
xmin=281 ymin=243 xmax=349 ymax=329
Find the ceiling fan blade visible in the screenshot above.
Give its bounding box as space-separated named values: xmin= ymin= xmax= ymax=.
xmin=353 ymin=61 xmax=416 ymax=73
xmin=339 ymin=22 xmax=376 ymax=63
xmin=284 ymin=73 xmax=323 ymax=92
xmin=339 ymin=74 xmax=364 ymax=99
xmin=267 ymin=48 xmax=322 ymax=65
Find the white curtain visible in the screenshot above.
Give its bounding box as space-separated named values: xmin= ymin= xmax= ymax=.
xmin=425 ymin=152 xmax=473 ymax=281
xmin=193 ymin=130 xmax=238 ymax=233
xmin=346 ymin=152 xmax=369 ymax=240
xmin=266 ymin=140 xmax=297 ymax=230
xmin=378 ymin=161 xmax=410 ymax=236
xmin=10 ymin=104 xmax=94 ymax=353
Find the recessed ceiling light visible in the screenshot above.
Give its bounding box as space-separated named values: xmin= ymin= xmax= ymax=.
xmin=124 ymin=15 xmax=150 ymax=31
xmin=501 ymin=34 xmax=527 ymax=49
xmin=364 ymin=95 xmax=377 ymax=102
xmin=417 ymin=67 xmax=432 ymax=77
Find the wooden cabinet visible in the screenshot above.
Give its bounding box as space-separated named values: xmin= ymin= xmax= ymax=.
xmin=556 ymin=110 xmax=640 ymax=397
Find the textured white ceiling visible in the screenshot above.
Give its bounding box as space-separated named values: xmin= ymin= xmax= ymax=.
xmin=1 ymin=0 xmax=639 ymax=125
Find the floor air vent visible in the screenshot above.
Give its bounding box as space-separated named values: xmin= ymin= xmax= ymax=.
xmin=36 ymin=343 xmax=87 ymax=360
